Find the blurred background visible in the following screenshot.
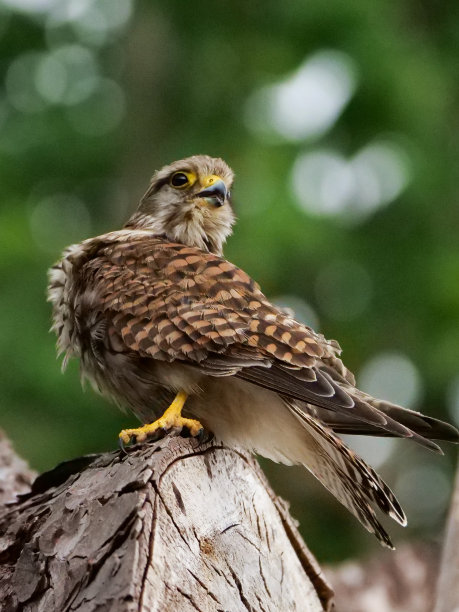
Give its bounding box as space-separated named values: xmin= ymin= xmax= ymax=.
xmin=0 ymin=0 xmax=458 ymax=564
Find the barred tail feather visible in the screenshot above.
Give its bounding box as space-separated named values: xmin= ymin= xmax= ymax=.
xmin=285 ymin=399 xmax=406 ymax=548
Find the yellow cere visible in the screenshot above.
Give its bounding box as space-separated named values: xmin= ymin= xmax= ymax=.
xmin=201 ymin=174 xmax=223 ymax=188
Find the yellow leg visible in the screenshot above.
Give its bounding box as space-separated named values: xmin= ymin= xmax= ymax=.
xmin=119 ymin=390 xmax=203 ymax=445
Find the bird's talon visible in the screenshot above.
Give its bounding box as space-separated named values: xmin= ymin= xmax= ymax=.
xmin=117 ymin=391 xmax=204 ymax=446
xmin=118 ymin=436 xmax=128 ymax=454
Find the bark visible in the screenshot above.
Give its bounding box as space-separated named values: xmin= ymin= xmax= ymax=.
xmin=0 ymin=435 xmax=333 ymax=612
xmin=0 ymin=430 xmax=35 ymax=506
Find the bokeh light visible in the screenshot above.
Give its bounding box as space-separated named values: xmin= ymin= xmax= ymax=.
xmin=65 ymin=77 xmax=125 ymax=135
xmin=358 ymin=352 xmax=423 ymax=409
xmin=29 ymin=192 xmax=92 ymax=253
xmin=6 ymin=52 xmax=47 ymax=113
xmin=4 ymin=35 xmax=124 ymax=136
xmin=246 ymin=50 xmax=358 ymax=142
xmin=1 ymin=0 xmax=57 ymax=13
xmin=1 ymin=0 xmax=133 ymax=29
xmin=342 ymin=436 xmax=395 ymax=471
xmin=46 ymin=0 xmax=133 ymax=46
xmin=272 ymin=295 xmax=320 ymax=330
xmin=291 ymin=140 xmax=411 ymax=223
xmin=396 ymin=464 xmax=451 ymax=528
xmin=34 ymin=45 xmax=99 ymax=105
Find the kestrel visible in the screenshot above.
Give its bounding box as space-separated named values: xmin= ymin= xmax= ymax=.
xmin=48 ymin=155 xmax=458 ymax=547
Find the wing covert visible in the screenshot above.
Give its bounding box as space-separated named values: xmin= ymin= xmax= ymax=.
xmin=84 ymin=237 xmax=334 ymax=368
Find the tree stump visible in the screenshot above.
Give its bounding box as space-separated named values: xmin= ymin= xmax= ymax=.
xmin=0 ymin=435 xmax=333 ymax=611
xmin=0 ymin=430 xmax=36 ymax=506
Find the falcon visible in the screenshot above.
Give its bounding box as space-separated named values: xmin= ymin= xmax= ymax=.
xmin=48 ymin=155 xmax=458 ymax=547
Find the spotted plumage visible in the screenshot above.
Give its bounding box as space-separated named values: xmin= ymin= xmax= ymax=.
xmin=48 ymin=155 xmax=458 ymax=548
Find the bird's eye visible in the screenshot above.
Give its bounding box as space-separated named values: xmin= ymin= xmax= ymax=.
xmin=170 ymin=172 xmax=190 ymax=188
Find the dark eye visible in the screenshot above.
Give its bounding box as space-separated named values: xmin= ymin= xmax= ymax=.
xmin=170 ymin=172 xmax=189 ymax=188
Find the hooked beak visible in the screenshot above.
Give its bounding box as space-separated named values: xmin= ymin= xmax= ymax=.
xmin=195 ymin=179 xmax=228 ymax=207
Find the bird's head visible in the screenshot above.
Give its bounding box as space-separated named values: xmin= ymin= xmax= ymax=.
xmin=126 ymin=155 xmax=235 ymax=255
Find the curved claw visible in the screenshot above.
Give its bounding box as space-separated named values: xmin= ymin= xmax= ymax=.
xmin=179 ymin=425 xmax=205 ymax=440
xmin=118 ymin=436 xmax=129 ymax=455
xmin=118 ymin=401 xmax=204 ymax=448
xmin=198 ymin=428 xmax=214 ymax=444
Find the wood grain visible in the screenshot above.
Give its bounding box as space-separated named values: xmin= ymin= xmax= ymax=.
xmin=0 ymin=436 xmax=332 ymax=611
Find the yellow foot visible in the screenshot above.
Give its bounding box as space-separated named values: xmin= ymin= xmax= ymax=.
xmin=118 ymin=390 xmax=204 ymax=448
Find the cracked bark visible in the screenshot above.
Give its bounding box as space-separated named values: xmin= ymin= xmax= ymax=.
xmin=0 ymin=434 xmax=333 ymax=612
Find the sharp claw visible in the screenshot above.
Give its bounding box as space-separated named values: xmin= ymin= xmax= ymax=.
xmin=118 ymin=417 xmax=206 ymax=448
xmin=118 ymin=436 xmax=129 ymax=455
xmin=201 ymin=429 xmax=214 ymax=444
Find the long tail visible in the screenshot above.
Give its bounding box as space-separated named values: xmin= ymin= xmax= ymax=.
xmin=284 ymin=398 xmax=406 ymax=548
xmin=195 ymin=377 xmax=411 ymax=547
xmin=311 ymin=365 xmax=459 ymax=443
xmin=332 ymin=393 xmax=459 ymax=441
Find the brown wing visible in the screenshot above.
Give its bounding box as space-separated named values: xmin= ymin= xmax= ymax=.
xmin=85 ymin=236 xmax=333 ymax=367
xmin=83 ymin=236 xmax=449 ymax=450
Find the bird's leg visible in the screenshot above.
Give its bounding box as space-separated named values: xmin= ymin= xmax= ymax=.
xmin=118 ymin=390 xmax=204 ymax=447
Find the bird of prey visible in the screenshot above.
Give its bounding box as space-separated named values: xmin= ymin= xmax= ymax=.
xmin=48 ymin=155 xmax=458 ymax=547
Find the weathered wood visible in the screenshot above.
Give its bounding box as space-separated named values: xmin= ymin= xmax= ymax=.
xmin=0 ymin=430 xmax=35 ymax=506
xmin=325 ymin=542 xmax=439 ymax=612
xmin=0 ymin=435 xmax=333 ymax=611
xmin=434 ymin=462 xmax=459 ymax=612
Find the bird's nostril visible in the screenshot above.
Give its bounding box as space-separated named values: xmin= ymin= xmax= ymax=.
xmin=195 ymin=179 xmax=227 ymax=205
